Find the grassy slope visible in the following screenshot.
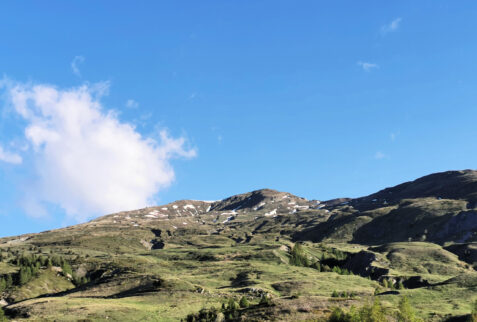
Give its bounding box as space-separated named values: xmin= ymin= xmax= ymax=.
xmin=1 ymin=235 xmax=475 ymax=321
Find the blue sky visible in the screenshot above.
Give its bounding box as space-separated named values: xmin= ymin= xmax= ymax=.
xmin=1 ymin=1 xmax=477 ymax=237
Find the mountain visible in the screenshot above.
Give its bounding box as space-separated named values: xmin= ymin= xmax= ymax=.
xmin=0 ymin=171 xmax=477 ymax=321
xmin=295 ymin=170 xmax=477 ymax=245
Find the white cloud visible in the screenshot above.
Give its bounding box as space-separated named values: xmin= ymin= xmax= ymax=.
xmin=357 ymin=61 xmax=379 ymax=72
xmin=381 ymin=18 xmax=402 ymax=35
xmin=0 ymin=145 xmax=22 ymax=164
xmin=374 ymin=151 xmax=386 ymax=160
xmin=126 ymin=99 xmax=139 ymax=109
xmin=6 ymin=82 xmax=196 ymax=221
xmin=71 ymin=56 xmax=85 ymax=77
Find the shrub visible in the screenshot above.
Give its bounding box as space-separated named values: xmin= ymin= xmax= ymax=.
xmin=331 ymin=290 xmax=339 ymax=298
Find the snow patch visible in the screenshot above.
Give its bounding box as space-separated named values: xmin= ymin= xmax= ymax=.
xmin=264 ymin=209 xmax=277 ymax=217
xmin=222 ymin=216 xmax=234 ymax=223
xmin=221 ymin=211 xmax=237 ymax=216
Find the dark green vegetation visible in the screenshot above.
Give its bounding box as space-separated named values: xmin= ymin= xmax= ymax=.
xmin=1 ymin=170 xmax=477 ymax=321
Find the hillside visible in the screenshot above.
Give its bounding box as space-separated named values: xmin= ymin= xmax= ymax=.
xmin=1 ymin=170 xmax=477 ymax=321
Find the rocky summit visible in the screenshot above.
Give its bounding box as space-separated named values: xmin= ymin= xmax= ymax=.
xmin=1 ymin=170 xmax=477 ymax=321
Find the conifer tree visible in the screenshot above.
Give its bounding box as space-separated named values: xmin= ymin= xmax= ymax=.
xmin=239 ymin=296 xmax=249 ymax=308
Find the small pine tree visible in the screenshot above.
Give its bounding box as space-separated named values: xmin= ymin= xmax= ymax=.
xmin=328 ymin=307 xmax=347 ymax=322
xmin=62 ymin=262 xmax=73 ymax=276
xmin=19 ymin=267 xmax=31 ymax=285
xmin=388 ymin=279 xmax=395 ymax=290
xmin=397 ymin=296 xmax=414 ymax=322
xmin=0 ymin=307 xmax=6 ymax=322
xmin=289 ymin=243 xmax=310 ymax=267
xmin=0 ymin=278 xmax=5 ymax=292
xmin=369 ymin=298 xmax=386 ymax=322
xmin=259 ymin=294 xmax=272 ymax=306
xmin=5 ymin=275 xmax=12 ymax=288
xmin=311 ymin=261 xmax=321 ymax=271
xmin=322 ymin=264 xmax=331 ymax=272
xmin=471 ymin=299 xmax=477 ymax=322
xmin=227 ymin=298 xmax=239 ymax=311
xmin=239 ymin=296 xmax=249 ymax=308
xmin=398 ymin=281 xmax=405 ymax=290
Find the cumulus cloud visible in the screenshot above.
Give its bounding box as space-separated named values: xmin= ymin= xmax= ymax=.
xmin=0 ymin=145 xmax=22 ymax=164
xmin=6 ymin=82 xmax=196 ymax=221
xmin=357 ymin=61 xmax=379 ymax=72
xmin=71 ymin=56 xmax=85 ymax=77
xmin=381 ymin=18 xmax=402 ymax=35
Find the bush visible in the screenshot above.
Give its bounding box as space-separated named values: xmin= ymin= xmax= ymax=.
xmin=331 ymin=290 xmax=339 ymax=298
